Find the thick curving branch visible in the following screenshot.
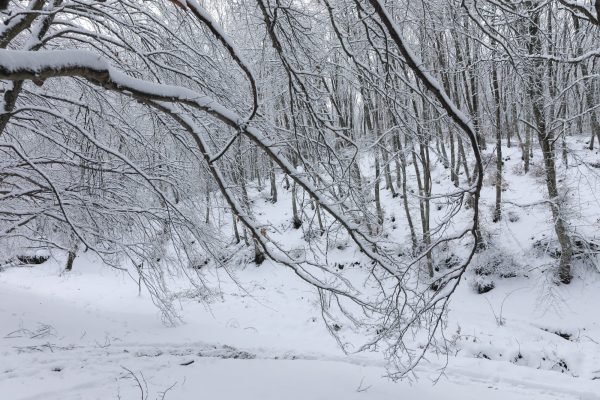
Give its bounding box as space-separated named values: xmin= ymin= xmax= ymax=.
xmin=170 ymin=0 xmax=259 ymax=122
xmin=0 ymin=48 xmax=400 ymax=281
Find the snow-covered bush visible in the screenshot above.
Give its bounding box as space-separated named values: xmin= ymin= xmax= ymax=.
xmin=472 ymin=247 xmax=520 ymax=278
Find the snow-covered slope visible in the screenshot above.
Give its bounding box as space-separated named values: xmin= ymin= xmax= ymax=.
xmin=1 ymin=253 xmax=599 ymax=399
xmin=2 ymin=136 xmax=600 ymax=399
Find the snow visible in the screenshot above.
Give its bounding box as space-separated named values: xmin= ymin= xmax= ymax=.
xmin=3 ymin=133 xmax=600 ymax=399
xmin=2 ymin=254 xmax=599 ymax=400
xmin=369 ymin=0 xmax=478 ymax=140
xmin=0 ymin=48 xmax=426 ymax=280
xmin=1 ymin=44 xmax=600 ymax=395
xmin=3 ymin=1 xmax=600 ymax=398
xmin=0 ymin=49 xmax=105 ymax=75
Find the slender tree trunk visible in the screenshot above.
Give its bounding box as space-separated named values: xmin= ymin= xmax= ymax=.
xmin=232 ymin=214 xmax=241 ymax=244
xmin=449 ymin=129 xmax=458 ymax=185
xmin=526 ymin=2 xmax=572 ymax=283
xmin=205 ymin=190 xmax=210 ymax=224
xmin=382 ymin=144 xmax=396 ymax=196
xmin=269 ymin=159 xmax=277 ymax=203
xmin=572 ymin=17 xmax=600 ymax=150
xmin=374 ymin=148 xmax=384 ymax=227
xmin=65 ymin=243 xmax=78 ymax=271
xmin=524 ymin=113 xmax=532 ymax=173
xmin=397 ymin=132 xmax=418 ymax=250
xmin=292 ymin=181 xmax=302 ymax=229
xmin=394 ymin=134 xmax=402 ymax=189
xmin=457 ymin=136 xmax=471 ymax=182
xmin=492 ymin=52 xmax=503 ymax=222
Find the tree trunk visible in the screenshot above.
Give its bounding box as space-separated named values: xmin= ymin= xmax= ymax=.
xmin=292 ymin=181 xmax=301 ymax=229
xmin=270 ymin=159 xmax=277 ymax=203
xmin=65 ymin=244 xmax=78 ymax=271
xmin=492 ymin=52 xmax=503 ymax=222
xmin=526 ymin=2 xmax=572 ymax=283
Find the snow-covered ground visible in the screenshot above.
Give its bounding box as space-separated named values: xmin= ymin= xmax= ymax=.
xmin=2 ymin=137 xmax=600 ymax=400
xmin=2 ymin=256 xmax=599 ymax=400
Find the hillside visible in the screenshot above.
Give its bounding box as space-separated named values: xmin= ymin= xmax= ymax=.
xmin=2 ymin=136 xmax=600 ymax=400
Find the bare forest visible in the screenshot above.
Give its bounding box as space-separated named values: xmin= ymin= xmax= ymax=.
xmin=1 ymin=1 xmax=600 ymax=399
